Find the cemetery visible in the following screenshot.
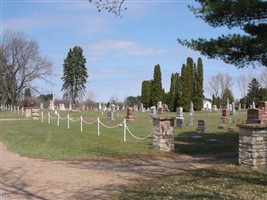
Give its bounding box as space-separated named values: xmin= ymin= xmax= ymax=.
xmin=1 ymin=100 xmax=267 ymax=199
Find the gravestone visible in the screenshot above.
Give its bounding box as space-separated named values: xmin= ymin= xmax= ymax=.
xmin=49 ymin=100 xmax=54 ymax=111
xmin=246 ymin=108 xmax=262 ymax=124
xmin=31 ymin=108 xmax=39 ymax=120
xmin=221 ymin=109 xmax=229 ymax=122
xmin=98 ymin=103 xmax=102 ymax=110
xmin=107 ymin=110 xmax=114 ymax=120
xmin=69 ymin=102 xmax=72 ymax=111
xmin=126 ymin=107 xmax=134 ymax=121
xmin=157 ymin=101 xmax=163 ymax=113
xmin=110 ymin=104 xmax=115 ymax=111
xmin=150 ymin=106 xmax=157 ymax=118
xmin=25 ymin=108 xmax=32 ymax=118
xmin=187 ymin=112 xmax=193 ymax=126
xmin=176 ymin=107 xmax=184 ymax=119
xmin=196 ymin=119 xmax=208 ymax=132
xmin=59 ymin=103 xmax=66 ymax=111
xmin=176 ymin=118 xmax=184 ymax=128
xmin=40 ymin=103 xmax=44 ymax=110
xmin=231 ymin=102 xmax=236 ymax=115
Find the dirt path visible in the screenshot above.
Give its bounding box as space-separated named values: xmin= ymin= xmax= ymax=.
xmin=0 ymin=142 xmax=237 ymax=200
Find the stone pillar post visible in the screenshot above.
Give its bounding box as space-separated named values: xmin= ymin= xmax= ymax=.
xmin=153 ymin=117 xmax=175 ymax=152
xmin=238 ymin=124 xmax=267 ymax=168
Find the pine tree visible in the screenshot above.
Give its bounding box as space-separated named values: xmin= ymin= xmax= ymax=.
xmin=151 ymin=64 xmax=163 ymax=106
xmin=193 ymin=57 xmax=204 ymax=111
xmin=141 ymin=80 xmax=152 ymax=108
xmin=61 ymin=46 xmax=88 ymax=105
xmin=247 ymin=78 xmax=261 ymax=105
xmin=222 ymin=88 xmax=234 ymax=105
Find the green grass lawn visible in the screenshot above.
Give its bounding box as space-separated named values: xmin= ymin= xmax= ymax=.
xmin=1 ymin=109 xmax=245 ymax=159
xmin=1 ymin=109 xmax=266 ymax=199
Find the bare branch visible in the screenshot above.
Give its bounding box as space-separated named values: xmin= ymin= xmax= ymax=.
xmin=88 ymin=0 xmax=126 ymax=17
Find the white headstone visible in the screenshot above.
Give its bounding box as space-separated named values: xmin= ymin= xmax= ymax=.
xmin=176 ymin=107 xmax=184 ymax=119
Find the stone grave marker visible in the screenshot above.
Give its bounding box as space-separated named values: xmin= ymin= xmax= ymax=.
xmin=176 ymin=107 xmax=184 ymax=119
xmin=196 ymin=119 xmax=208 ymax=132
xmin=187 ymin=112 xmax=193 ymax=126
xmin=246 ymin=108 xmax=262 ymax=124
xmin=150 ymin=106 xmax=157 ymax=118
xmin=25 ymin=108 xmax=32 ymax=118
xmin=32 ymin=108 xmax=39 ymax=120
xmin=126 ymin=107 xmax=134 ymax=121
xmin=107 ymin=110 xmax=114 ymax=120
xmin=231 ymin=102 xmax=236 ymax=115
xmin=176 ymin=118 xmax=184 ymax=128
xmin=59 ymin=103 xmax=66 ymax=111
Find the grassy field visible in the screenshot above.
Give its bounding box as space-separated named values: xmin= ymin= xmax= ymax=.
xmin=1 ymin=109 xmax=266 ymax=199
xmin=1 ymin=109 xmax=245 ymax=159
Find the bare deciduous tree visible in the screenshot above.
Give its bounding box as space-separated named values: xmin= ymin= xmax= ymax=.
xmin=206 ymin=74 xmax=221 ymax=98
xmin=0 ymin=30 xmax=53 ymax=105
xmin=237 ymin=75 xmax=250 ymax=98
xmin=205 ymin=73 xmax=234 ymax=98
xmin=218 ymin=73 xmax=234 ymax=98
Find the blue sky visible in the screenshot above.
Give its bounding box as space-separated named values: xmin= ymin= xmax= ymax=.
xmin=1 ymin=0 xmax=261 ymax=102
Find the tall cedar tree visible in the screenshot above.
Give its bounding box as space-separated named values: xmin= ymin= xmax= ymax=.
xmin=178 ymin=0 xmax=267 ymax=68
xmin=141 ymin=80 xmax=152 ymax=108
xmin=151 ymin=64 xmax=163 ymax=106
xmin=187 ymin=57 xmax=194 ymax=102
xmin=181 ymin=63 xmax=191 ymax=111
xmin=174 ymin=73 xmax=182 ymax=109
xmin=193 ymin=58 xmax=204 ymax=110
xmin=61 ymin=46 xmax=88 ymax=105
xmin=168 ymin=73 xmax=176 ymax=112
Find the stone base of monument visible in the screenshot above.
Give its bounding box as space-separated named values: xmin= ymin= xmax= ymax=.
xmin=218 ymin=124 xmax=228 ymax=129
xmin=126 ymin=115 xmax=134 ymax=121
xmin=220 ymin=116 xmax=229 ymax=123
xmin=32 ymin=108 xmax=39 ymax=120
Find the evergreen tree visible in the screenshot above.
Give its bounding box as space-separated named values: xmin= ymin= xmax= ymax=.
xmin=222 ymin=88 xmax=234 ymax=106
xmin=178 ymin=0 xmax=267 ymax=68
xmin=181 ymin=63 xmax=191 ymax=111
xmin=61 ymin=46 xmax=88 ymax=105
xmin=141 ymin=80 xmax=152 ymax=108
xmin=174 ymin=73 xmax=181 ymax=109
xmin=247 ymin=78 xmax=261 ymax=105
xmin=168 ymin=73 xmax=176 ymax=112
xmin=193 ymin=57 xmax=204 ymax=111
xmin=151 ymin=64 xmax=163 ymax=106
xmin=187 ymin=57 xmax=194 ymax=101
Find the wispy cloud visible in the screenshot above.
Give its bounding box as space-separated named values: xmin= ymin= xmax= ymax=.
xmin=88 ymin=40 xmax=168 ymax=61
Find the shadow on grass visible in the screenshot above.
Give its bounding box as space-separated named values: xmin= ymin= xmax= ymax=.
xmin=115 ymin=165 xmax=267 ymax=200
xmin=174 ymin=130 xmax=239 ymax=155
